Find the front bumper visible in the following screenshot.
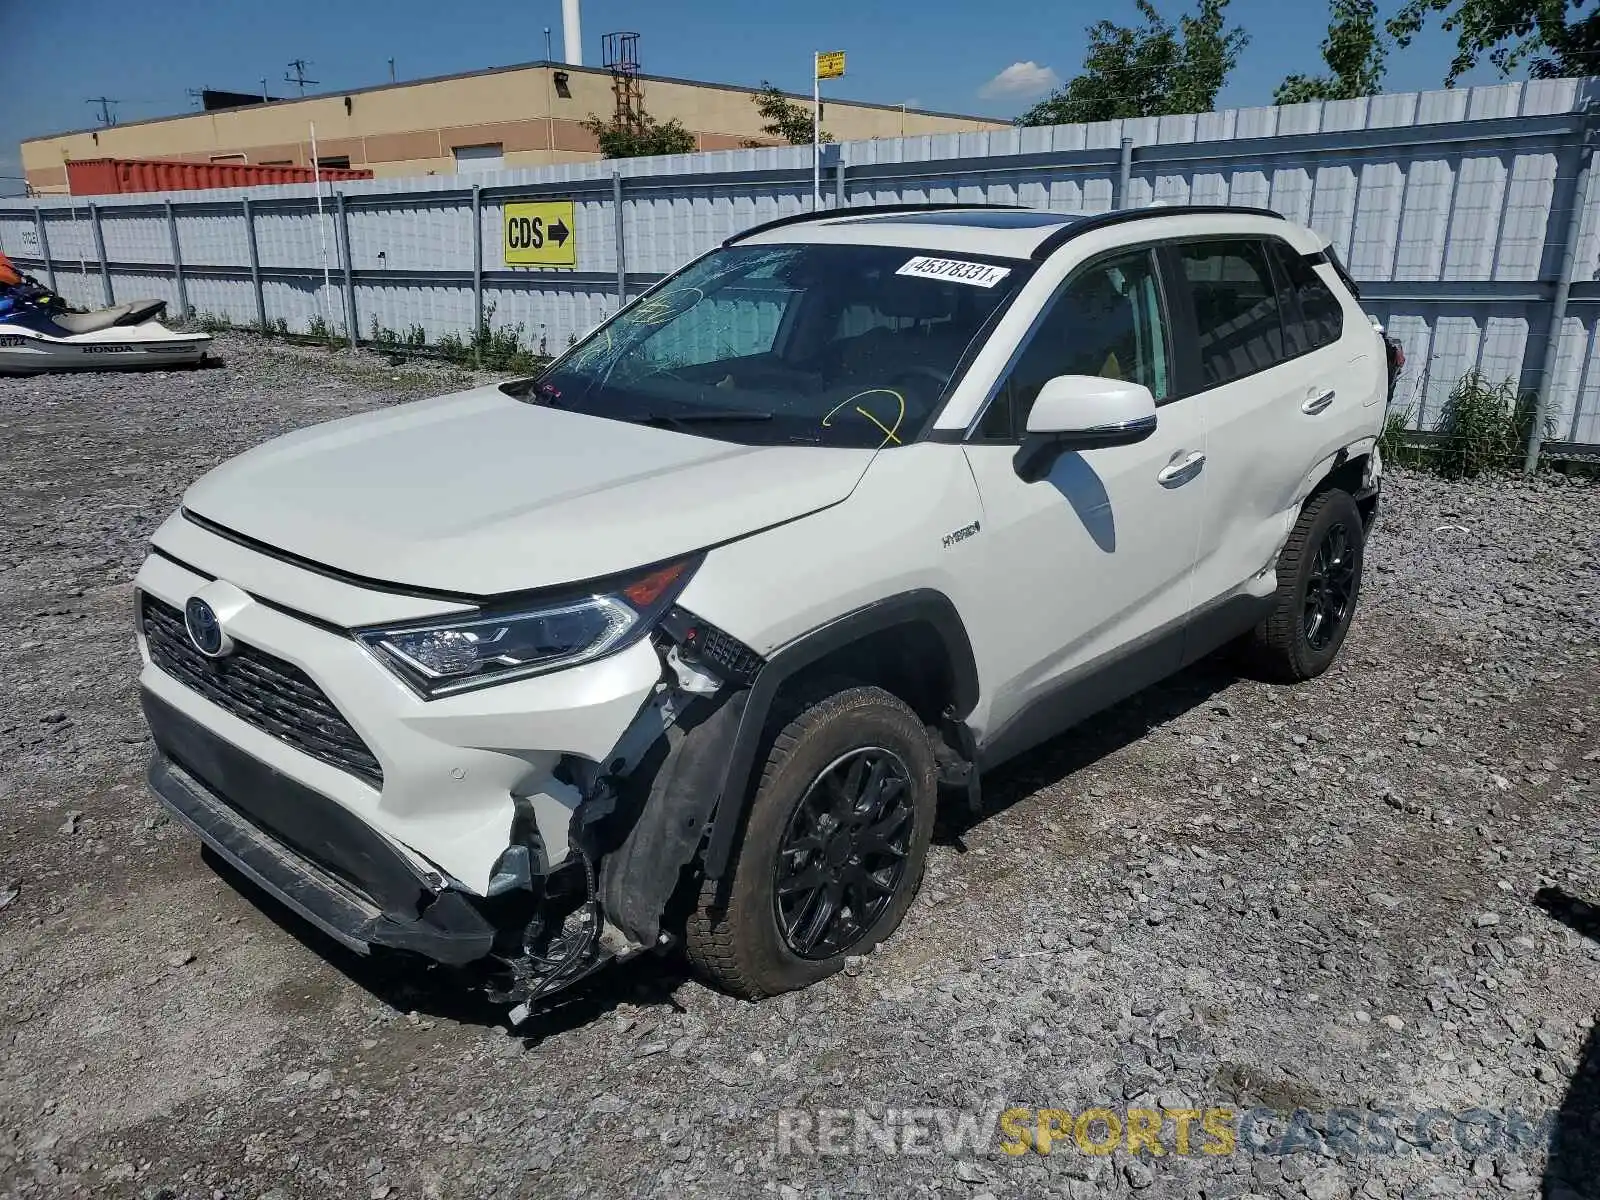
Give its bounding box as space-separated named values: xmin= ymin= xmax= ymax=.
xmin=144 ymin=689 xmax=498 ymax=965
xmin=134 ymin=527 xmax=665 ymax=897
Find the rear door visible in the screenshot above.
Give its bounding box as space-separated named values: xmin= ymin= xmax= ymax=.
xmin=1168 ymin=236 xmax=1362 ymax=615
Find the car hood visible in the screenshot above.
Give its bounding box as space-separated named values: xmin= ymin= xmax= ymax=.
xmin=181 ymin=385 xmax=876 ymax=597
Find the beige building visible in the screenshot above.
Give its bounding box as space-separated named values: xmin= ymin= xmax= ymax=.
xmin=20 ymin=61 xmax=1007 ymax=194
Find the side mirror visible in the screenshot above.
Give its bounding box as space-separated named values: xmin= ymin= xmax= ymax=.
xmin=1014 ymin=375 xmax=1158 ymax=483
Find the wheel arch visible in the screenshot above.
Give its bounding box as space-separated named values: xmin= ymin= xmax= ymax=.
xmin=699 ymin=589 xmax=979 ymax=882
xmin=1299 ymin=436 xmax=1381 ymax=529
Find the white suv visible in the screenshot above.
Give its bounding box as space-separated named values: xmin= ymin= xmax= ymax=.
xmin=135 ymin=204 xmax=1385 ymax=1014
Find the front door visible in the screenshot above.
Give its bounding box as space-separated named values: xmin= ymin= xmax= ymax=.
xmin=952 ymin=247 xmax=1206 ymax=764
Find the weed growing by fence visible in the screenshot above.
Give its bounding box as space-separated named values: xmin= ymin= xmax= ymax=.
xmin=1377 ymin=404 xmax=1423 ymax=468
xmin=1432 ymin=373 xmax=1549 ymax=478
xmin=1381 ymin=372 xmax=1561 ymax=477
xmin=368 ymin=317 xmax=428 ymax=350
xmin=190 ymin=311 xmax=233 ymax=334
xmin=433 ymin=302 xmax=544 ymax=374
xmin=177 ymin=305 xmax=555 ymax=373
xmin=304 ymin=313 xmax=337 ymax=345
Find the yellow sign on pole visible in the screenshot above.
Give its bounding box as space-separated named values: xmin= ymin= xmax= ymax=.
xmin=503 ymin=200 xmax=577 ymax=268
xmin=815 ymin=50 xmax=846 ymax=80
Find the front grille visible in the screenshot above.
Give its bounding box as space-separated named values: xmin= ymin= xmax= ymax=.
xmin=141 ymin=594 xmax=383 ymax=787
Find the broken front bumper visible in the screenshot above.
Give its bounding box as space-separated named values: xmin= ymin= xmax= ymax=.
xmin=143 ymin=690 xmax=498 ymax=965
xmin=132 ymin=523 xmax=765 ymax=1006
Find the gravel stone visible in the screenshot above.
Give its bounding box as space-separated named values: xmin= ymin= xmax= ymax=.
xmin=0 ymin=336 xmax=1597 ymax=1197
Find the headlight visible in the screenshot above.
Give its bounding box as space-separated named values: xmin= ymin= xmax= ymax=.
xmin=357 ymin=559 xmax=695 ymax=698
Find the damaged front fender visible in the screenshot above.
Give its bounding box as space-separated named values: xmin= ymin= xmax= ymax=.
xmin=596 ymin=687 xmax=749 ymax=945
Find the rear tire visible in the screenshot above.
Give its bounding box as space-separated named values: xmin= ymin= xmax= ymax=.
xmin=1248 ymin=488 xmax=1365 ymax=682
xmin=684 ymin=683 xmax=936 ymax=1000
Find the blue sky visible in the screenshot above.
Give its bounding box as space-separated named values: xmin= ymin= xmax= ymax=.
xmin=1 ymin=0 xmax=1510 ymax=193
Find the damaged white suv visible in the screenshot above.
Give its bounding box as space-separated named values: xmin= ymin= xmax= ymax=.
xmin=136 ymin=204 xmax=1385 ymax=1016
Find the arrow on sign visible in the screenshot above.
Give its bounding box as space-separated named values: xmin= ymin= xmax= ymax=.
xmin=549 ymin=218 xmax=570 ymax=247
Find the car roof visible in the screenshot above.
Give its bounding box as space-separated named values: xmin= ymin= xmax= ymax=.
xmin=729 ymin=203 xmax=1328 ymax=261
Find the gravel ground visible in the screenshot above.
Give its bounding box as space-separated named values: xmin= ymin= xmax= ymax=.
xmin=1 ymin=333 xmax=1598 ymax=1200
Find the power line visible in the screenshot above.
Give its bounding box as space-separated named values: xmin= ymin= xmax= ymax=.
xmin=85 ymin=96 xmax=119 ymax=127
xmin=284 ymin=59 xmax=319 ymax=96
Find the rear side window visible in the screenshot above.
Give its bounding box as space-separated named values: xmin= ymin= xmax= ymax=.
xmin=1268 ymin=241 xmax=1344 ymax=354
xmin=1177 ymin=240 xmax=1286 ymax=387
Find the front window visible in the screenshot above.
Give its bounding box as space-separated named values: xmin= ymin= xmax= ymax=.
xmin=978 ymin=249 xmax=1170 ymax=440
xmin=508 ymin=243 xmax=1026 ymax=448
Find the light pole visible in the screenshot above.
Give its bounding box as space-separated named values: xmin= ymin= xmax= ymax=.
xmin=812 ymin=53 xmax=822 ymax=209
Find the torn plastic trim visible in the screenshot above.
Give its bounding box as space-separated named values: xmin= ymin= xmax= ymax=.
xmin=486 ymin=794 xmax=544 ymax=897
xmin=496 ymin=614 xmax=761 ymax=1017
xmin=578 ymin=614 xmax=757 ymax=946
xmin=597 ymin=686 xmax=749 ymax=945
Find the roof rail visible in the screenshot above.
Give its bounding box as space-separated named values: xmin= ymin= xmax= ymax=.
xmin=723 ymin=202 xmax=1028 ymax=246
xmin=1028 ymin=203 xmax=1285 ymax=261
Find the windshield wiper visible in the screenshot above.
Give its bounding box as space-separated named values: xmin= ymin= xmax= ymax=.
xmin=627 ymin=409 xmax=774 ymax=431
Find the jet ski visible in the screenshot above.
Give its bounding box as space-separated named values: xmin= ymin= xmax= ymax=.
xmin=0 ymin=257 xmax=211 ymax=374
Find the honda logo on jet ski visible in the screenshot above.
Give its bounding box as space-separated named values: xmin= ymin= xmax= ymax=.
xmin=83 ymin=344 xmax=135 ymax=354
xmin=184 ymin=598 xmax=231 ymax=658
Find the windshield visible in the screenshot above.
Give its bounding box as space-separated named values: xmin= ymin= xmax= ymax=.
xmin=507 ymin=242 xmax=1027 ymax=448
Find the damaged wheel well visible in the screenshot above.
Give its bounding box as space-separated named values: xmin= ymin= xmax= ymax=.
xmin=594 ymin=592 xmax=980 ymax=949
xmin=698 ymin=591 xmax=978 ymax=885
xmin=781 ymin=620 xmax=959 ymax=729
xmin=1309 ymin=450 xmax=1378 ymax=530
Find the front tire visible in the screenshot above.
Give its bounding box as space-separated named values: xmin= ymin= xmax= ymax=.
xmin=684 ymin=684 xmax=937 ymax=999
xmin=1248 ymin=488 xmax=1366 ymax=681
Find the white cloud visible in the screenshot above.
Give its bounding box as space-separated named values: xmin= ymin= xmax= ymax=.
xmin=979 ymin=61 xmax=1061 ymax=101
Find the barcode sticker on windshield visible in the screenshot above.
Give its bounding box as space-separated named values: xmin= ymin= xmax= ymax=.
xmin=896 ymin=256 xmax=1012 ymax=288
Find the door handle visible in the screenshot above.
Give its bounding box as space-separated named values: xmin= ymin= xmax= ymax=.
xmin=1157 ymin=451 xmax=1206 ymax=488
xmin=1302 ymin=387 xmax=1336 ymax=415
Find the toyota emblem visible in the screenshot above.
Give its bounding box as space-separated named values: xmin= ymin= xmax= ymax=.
xmin=184 ymin=597 xmax=230 ymax=657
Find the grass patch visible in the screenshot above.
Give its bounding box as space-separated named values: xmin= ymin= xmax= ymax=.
xmin=191 ymin=311 xmax=234 ymax=334
xmin=368 ymin=317 xmax=428 ymax=351
xmin=433 ymin=302 xmax=546 ymax=374
xmin=1381 ymin=373 xmax=1557 ymax=478
xmin=1432 ymin=372 xmax=1548 ymax=479
xmin=179 ymin=303 xmax=554 ymax=376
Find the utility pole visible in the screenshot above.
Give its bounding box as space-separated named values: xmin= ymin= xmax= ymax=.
xmin=284 ymin=59 xmax=319 ymax=96
xmin=387 ymin=58 xmax=396 ymax=83
xmin=813 ymin=59 xmax=821 ymax=210
xmin=85 ymin=97 xmax=119 ymax=127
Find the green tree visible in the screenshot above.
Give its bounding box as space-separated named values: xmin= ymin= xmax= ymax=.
xmin=1388 ymin=0 xmax=1600 ymax=82
xmin=1275 ymin=0 xmax=1388 ymax=102
xmin=1018 ymin=0 xmax=1249 ymax=125
xmin=581 ymin=111 xmax=697 ymax=159
xmin=749 ymin=82 xmax=833 ymax=145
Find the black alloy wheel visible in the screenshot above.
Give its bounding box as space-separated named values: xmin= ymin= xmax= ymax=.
xmin=773 ymin=746 xmax=915 ymax=960
xmin=683 ymin=682 xmax=938 ymax=999
xmin=1245 ymin=487 xmax=1366 ymax=682
xmin=1303 ymin=521 xmax=1358 ymax=651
